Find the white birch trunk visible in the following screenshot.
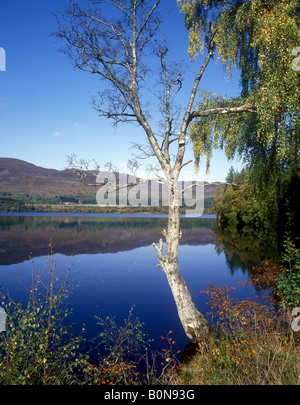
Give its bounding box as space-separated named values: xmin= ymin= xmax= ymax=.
xmin=154 ymin=175 xmax=209 ymax=342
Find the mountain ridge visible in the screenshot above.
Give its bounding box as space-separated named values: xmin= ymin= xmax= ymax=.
xmin=0 ymin=157 xmax=223 ymax=200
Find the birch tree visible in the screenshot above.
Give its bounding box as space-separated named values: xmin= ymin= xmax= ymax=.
xmin=180 ymin=0 xmax=299 ymax=229
xmin=54 ymin=0 xmax=287 ymax=342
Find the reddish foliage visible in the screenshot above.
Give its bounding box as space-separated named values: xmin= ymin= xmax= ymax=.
xmin=250 ymin=260 xmax=280 ymax=289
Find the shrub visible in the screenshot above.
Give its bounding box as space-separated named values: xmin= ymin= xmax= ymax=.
xmin=82 ymin=307 xmax=151 ymax=385
xmin=276 ymin=236 xmax=300 ymax=310
xmin=173 ymin=280 xmax=300 ymax=385
xmin=0 ymin=253 xmax=85 ymax=385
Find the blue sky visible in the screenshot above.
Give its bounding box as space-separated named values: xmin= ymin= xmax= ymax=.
xmin=0 ymin=0 xmax=244 ymax=182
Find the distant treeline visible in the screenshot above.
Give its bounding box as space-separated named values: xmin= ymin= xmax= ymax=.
xmin=0 ymin=191 xmax=96 ymax=205
xmin=0 ymin=193 xmax=216 ymax=214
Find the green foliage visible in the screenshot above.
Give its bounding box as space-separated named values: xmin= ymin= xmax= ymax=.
xmin=215 ymin=163 xmax=300 ymax=242
xmin=214 ymin=184 xmax=264 ymax=230
xmin=179 ymin=0 xmax=300 ymax=116
xmin=179 ymin=0 xmax=300 ymax=236
xmin=225 ymin=166 xmax=247 ymax=186
xmin=0 ymin=254 xmax=84 ymax=385
xmin=0 ymin=197 xmax=28 ymax=213
xmin=212 ymin=165 xmax=291 ymax=265
xmin=277 ymin=164 xmax=300 ymax=242
xmin=0 ymin=192 xmax=99 ymax=212
xmin=95 ymin=306 xmax=148 ymax=364
xmin=203 ymin=196 xmax=215 ymax=213
xmin=276 ymin=237 xmax=300 ymax=310
xmin=188 ymin=91 xmax=255 ymax=171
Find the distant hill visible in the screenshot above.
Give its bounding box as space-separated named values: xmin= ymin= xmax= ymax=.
xmin=0 ymin=158 xmax=223 ymax=202
xmin=0 ymin=157 xmax=93 ymax=197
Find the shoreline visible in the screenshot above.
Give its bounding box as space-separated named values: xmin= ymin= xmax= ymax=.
xmin=0 ymin=211 xmax=217 ymax=219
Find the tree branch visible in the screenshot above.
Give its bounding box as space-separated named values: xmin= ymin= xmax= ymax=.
xmin=152 ymin=238 xmax=165 ymax=267
xmin=175 ymin=32 xmax=216 ymax=169
xmin=189 ymin=104 xmax=257 ymax=121
xmin=180 ymin=181 xmax=244 ymax=194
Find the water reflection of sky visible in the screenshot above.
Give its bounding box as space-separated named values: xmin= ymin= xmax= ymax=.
xmin=0 ymin=244 xmax=255 ymax=356
xmin=0 ymin=214 xmax=257 ymax=356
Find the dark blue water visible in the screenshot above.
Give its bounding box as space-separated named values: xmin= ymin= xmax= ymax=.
xmin=0 ymin=214 xmax=255 ymax=357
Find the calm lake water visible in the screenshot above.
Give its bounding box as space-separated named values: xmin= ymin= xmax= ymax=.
xmin=0 ymin=213 xmax=258 ymax=357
